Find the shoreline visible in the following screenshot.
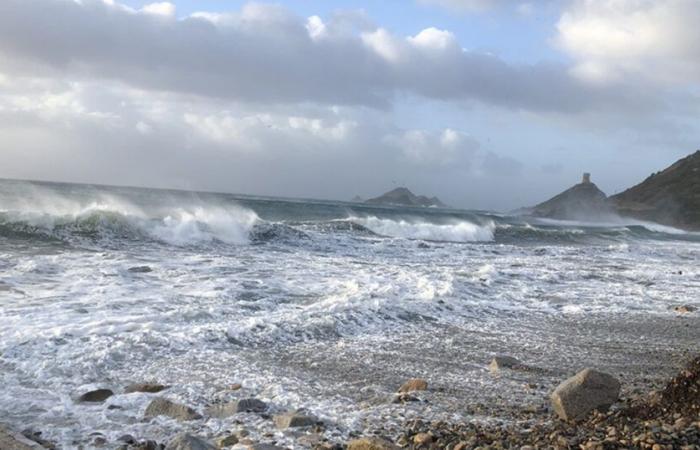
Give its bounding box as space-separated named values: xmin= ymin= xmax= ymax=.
xmin=2 ymin=314 xmax=698 ymax=449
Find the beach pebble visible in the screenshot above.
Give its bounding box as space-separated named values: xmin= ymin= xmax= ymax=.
xmin=214 ymin=435 xmax=238 ymax=448
xmin=273 ymin=412 xmax=316 ymax=429
xmin=207 ymin=399 xmax=267 ymax=418
xmin=489 ymin=356 xmax=523 ymax=373
xmin=124 ymin=383 xmax=169 ymax=394
xmin=166 ymin=434 xmax=215 ymax=450
xmin=347 ymin=437 xmax=399 ymax=450
xmin=145 ymin=398 xmax=202 ymax=421
xmin=397 ymin=378 xmax=428 ymax=393
xmin=550 ymin=369 xmax=620 ymax=421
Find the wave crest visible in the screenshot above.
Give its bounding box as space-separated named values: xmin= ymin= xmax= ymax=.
xmin=349 ymin=216 xmax=495 ymax=242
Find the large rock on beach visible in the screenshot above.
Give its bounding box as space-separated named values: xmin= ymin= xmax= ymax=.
xmin=550 ymin=368 xmax=620 ymax=421
xmin=273 ymin=412 xmax=316 ymax=429
xmin=77 ymin=388 xmax=114 ymax=403
xmin=166 ymin=434 xmax=215 ymax=450
xmin=397 ymin=378 xmax=428 ymax=393
xmin=347 ymin=437 xmax=399 ymax=450
xmin=124 ymin=383 xmax=169 ymax=394
xmin=206 ymin=398 xmax=268 ymax=418
xmin=145 ymin=397 xmax=202 ymax=421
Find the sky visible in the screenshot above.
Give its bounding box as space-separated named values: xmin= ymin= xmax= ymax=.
xmin=1 ymin=0 xmax=699 ymax=210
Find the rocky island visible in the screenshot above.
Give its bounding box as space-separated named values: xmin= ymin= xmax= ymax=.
xmin=364 ymin=187 xmax=447 ymax=208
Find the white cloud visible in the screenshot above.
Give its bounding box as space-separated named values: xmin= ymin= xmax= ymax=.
xmin=557 ymin=0 xmax=700 ymax=85
xmin=141 ymin=2 xmax=175 ymax=18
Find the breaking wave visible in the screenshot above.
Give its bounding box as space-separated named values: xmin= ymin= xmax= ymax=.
xmin=349 ymin=216 xmax=496 ymax=242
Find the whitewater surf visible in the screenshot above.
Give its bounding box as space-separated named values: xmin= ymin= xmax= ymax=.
xmin=0 ymin=179 xmax=698 ymax=448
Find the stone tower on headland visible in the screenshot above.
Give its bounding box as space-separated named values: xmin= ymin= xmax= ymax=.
xmin=582 ymin=173 xmax=591 ymax=184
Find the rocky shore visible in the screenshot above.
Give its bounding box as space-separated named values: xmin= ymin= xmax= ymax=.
xmin=3 ymin=353 xmax=700 ymax=450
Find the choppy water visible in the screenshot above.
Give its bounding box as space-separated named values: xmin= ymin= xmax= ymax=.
xmin=1 ymin=179 xmax=699 ymax=449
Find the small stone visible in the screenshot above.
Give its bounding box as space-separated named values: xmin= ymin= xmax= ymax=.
xmin=489 ymin=356 xmax=522 ymax=373
xmin=77 ymin=389 xmax=114 ymax=403
xmin=550 ymin=368 xmax=620 ymax=421
xmin=93 ymin=436 xmax=107 ymax=447
xmin=125 ymin=383 xmax=169 ymax=394
xmin=134 ymin=441 xmax=161 ymax=450
xmin=273 ymin=412 xmax=316 ymax=429
xmin=246 ymin=445 xmax=286 ymax=450
xmin=397 ymin=378 xmax=428 ymax=393
xmin=166 ymin=434 xmax=216 ymax=450
xmin=207 ymin=399 xmax=268 ymax=418
xmin=347 ymin=437 xmax=399 ymax=450
xmin=674 ymin=305 xmax=697 ymax=313
xmin=412 ymin=433 xmax=432 ymax=446
xmin=230 ymin=383 xmax=243 ymax=391
xmin=214 ymin=435 xmax=239 ymax=448
xmin=145 ymin=398 xmax=202 ymax=421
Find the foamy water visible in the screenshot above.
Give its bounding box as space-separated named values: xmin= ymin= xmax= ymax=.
xmin=0 ymin=180 xmax=699 ymax=449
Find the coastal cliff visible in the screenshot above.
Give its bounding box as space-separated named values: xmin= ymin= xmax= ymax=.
xmin=609 ymin=150 xmax=700 ymax=230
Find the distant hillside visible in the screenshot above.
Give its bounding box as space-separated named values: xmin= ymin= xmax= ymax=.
xmin=527 ymin=173 xmax=614 ymax=221
xmin=365 ymin=187 xmax=447 ymax=208
xmin=610 ymin=150 xmax=700 ymax=230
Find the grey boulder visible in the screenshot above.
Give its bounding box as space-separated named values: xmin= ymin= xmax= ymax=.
xmin=550 ymin=368 xmax=620 ymax=421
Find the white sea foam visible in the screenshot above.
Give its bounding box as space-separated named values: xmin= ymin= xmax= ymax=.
xmin=350 ymin=216 xmax=495 ymax=242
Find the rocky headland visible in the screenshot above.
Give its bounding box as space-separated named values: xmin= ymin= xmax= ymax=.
xmin=524 ymin=150 xmax=700 ymax=230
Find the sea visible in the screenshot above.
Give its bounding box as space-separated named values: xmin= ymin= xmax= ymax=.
xmin=1 ymin=179 xmax=699 ymax=448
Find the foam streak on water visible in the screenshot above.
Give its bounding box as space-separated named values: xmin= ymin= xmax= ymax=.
xmin=0 ymin=180 xmax=699 ymax=448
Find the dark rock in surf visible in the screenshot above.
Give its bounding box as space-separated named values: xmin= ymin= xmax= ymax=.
xmin=77 ymin=388 xmax=114 ymax=403
xmin=128 ymin=266 xmax=153 ymax=273
xmin=550 ymin=368 xmax=620 ymax=421
xmin=674 ymin=305 xmax=697 ymax=313
xmin=124 ymin=383 xmax=169 ymax=394
xmin=144 ymin=397 xmax=202 ymax=421
xmin=165 ymin=434 xmax=215 ymax=450
xmin=206 ymin=398 xmax=268 ymax=418
xmin=273 ymin=412 xmax=317 ymax=429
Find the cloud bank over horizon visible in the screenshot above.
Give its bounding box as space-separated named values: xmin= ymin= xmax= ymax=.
xmin=0 ymin=0 xmax=699 ymax=210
